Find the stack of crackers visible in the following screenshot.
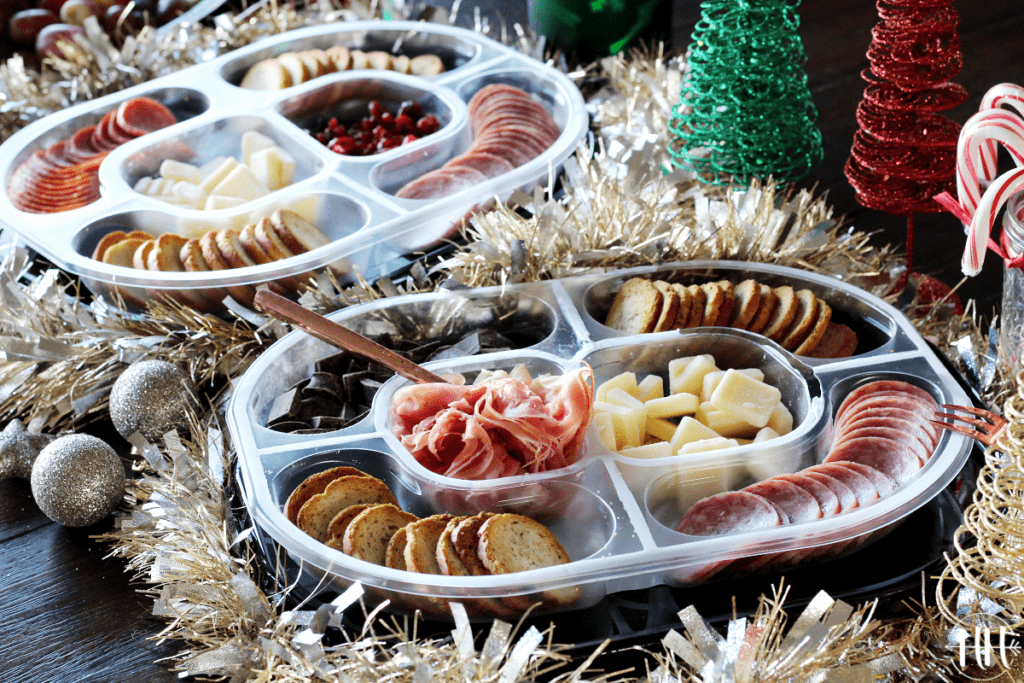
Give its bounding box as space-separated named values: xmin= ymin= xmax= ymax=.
xmin=605 ymin=277 xmax=858 ymax=359
xmin=285 ymin=466 xmax=577 ymax=615
xmin=240 ymin=47 xmax=446 ymax=90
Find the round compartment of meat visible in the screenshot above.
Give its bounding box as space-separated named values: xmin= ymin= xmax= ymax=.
xmin=582 ymin=262 xmax=901 ymax=359
xmin=586 ymin=327 xmax=827 ymax=493
xmin=377 ymin=353 xmax=594 ymax=484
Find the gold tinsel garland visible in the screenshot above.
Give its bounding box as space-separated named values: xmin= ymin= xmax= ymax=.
xmin=0 ymin=2 xmax=1013 ymax=681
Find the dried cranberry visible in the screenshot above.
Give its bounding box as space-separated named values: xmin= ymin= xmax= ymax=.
xmin=378 ymin=111 xmax=395 ymax=131
xmin=416 ymin=115 xmax=440 ymax=135
xmin=367 ymin=100 xmax=386 ymax=121
xmin=398 ymin=101 xmax=423 ymax=120
xmin=394 ymin=114 xmax=414 ymax=134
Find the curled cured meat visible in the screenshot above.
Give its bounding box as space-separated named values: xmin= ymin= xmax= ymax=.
xmin=389 ymin=365 xmax=593 ymax=480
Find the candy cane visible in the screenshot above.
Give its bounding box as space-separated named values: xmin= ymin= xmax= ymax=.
xmin=963 ymin=166 xmax=1024 ymax=275
xmin=978 ymin=84 xmax=1024 ymax=176
xmin=955 ymin=110 xmax=1024 ymax=217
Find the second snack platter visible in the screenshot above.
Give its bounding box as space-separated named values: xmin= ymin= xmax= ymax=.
xmin=0 ymin=20 xmax=587 ymax=309
xmin=227 ymin=261 xmax=971 ymax=618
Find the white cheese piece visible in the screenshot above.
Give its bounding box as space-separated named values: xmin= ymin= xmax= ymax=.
xmin=198 ymin=157 xmax=241 ymax=195
xmin=701 ymin=368 xmax=765 ymax=402
xmin=204 ymin=195 xmax=246 ymax=211
xmin=669 ymin=354 xmax=717 ymax=396
xmin=709 ymin=368 xmax=781 ymax=428
xmin=596 ymin=372 xmax=638 ymax=403
xmin=171 ymin=181 xmax=207 ymax=209
xmin=211 ymin=164 xmax=269 ymax=202
xmin=636 ymin=374 xmax=664 ymax=402
xmin=645 ymin=416 xmax=678 ymax=442
xmin=159 ymin=159 xmax=201 ymax=184
xmin=592 ymin=411 xmax=617 ymax=451
xmin=620 ymin=442 xmax=674 ymax=459
xmin=593 ymin=400 xmax=645 ymax=450
xmin=645 ymin=392 xmax=699 ymax=418
xmin=669 ymin=416 xmax=721 ymax=451
xmin=766 ymin=401 xmax=794 ymax=435
xmin=676 ymin=436 xmax=740 ymax=455
xmin=695 ymin=401 xmax=758 ymax=439
xmin=241 ymin=130 xmax=276 ymax=166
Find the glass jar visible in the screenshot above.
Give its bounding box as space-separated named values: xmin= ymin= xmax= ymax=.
xmin=1001 ymin=191 xmax=1024 ymax=373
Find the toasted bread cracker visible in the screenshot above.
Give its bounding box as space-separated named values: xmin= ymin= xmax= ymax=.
xmin=746 ymin=284 xmax=777 ymax=334
xmin=325 ymin=503 xmax=372 ymax=550
xmin=808 ymin=322 xmax=858 ymax=358
xmin=729 ymin=279 xmax=761 ymax=329
xmin=404 ymin=514 xmax=454 ymax=574
xmin=652 ymin=281 xmax=681 ymax=332
xmin=605 ymin=278 xmax=663 ymax=333
xmin=794 ymin=298 xmax=833 ymax=355
xmin=285 ymin=466 xmax=370 ymax=524
xmin=240 ymin=58 xmax=293 ymax=90
xmin=780 ymin=289 xmax=820 ymax=351
xmin=762 ymin=286 xmax=798 ymax=341
xmin=714 ymin=280 xmax=736 ymax=326
xmin=452 ymin=512 xmax=494 ymax=576
xmin=296 ymin=474 xmax=398 ymax=543
xmin=699 ymin=282 xmax=725 ymax=327
xmin=670 ymin=283 xmax=693 ymax=329
xmin=478 ymin=513 xmax=579 ymax=609
xmin=343 ymin=504 xmax=419 ymax=565
xmin=684 ymin=284 xmax=706 ymax=328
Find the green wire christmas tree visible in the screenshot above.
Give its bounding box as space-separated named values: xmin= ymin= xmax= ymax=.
xmin=668 ymin=0 xmax=823 ymax=186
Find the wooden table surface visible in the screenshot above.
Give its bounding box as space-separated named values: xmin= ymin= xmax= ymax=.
xmin=1 ymin=1 xmax=1021 ymax=681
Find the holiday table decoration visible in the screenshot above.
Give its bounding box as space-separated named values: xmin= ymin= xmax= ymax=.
xmin=0 ymin=417 xmax=55 ymax=481
xmin=109 ymin=359 xmax=197 ymax=442
xmin=844 ymin=0 xmax=967 ymax=272
xmin=666 ymin=0 xmax=823 ymax=187
xmin=0 ymin=1 xmax=1016 ymax=681
xmin=31 ymin=432 xmax=125 ymax=526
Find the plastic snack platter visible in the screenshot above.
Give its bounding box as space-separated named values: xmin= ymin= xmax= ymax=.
xmin=227 ymin=260 xmax=971 ymax=617
xmin=0 ymin=21 xmax=586 ymax=308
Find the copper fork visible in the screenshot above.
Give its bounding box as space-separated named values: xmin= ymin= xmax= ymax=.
xmin=929 ymin=404 xmax=1008 ymax=447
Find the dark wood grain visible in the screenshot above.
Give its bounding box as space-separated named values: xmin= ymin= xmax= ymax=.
xmin=1 ymin=1 xmax=1020 ymax=680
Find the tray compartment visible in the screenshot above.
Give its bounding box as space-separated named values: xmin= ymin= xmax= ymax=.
xmin=584 ymin=329 xmax=826 ymax=492
xmin=581 ymin=263 xmax=905 ymax=358
xmin=219 ymin=23 xmax=485 ymax=88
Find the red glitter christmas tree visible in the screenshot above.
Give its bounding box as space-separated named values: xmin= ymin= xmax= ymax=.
xmin=844 ymin=0 xmax=968 ymax=270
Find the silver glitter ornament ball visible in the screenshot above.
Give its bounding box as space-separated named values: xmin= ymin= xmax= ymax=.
xmin=109 ymin=360 xmax=196 ymax=442
xmin=30 ymin=434 xmax=126 ymax=527
xmin=0 ymin=419 xmax=55 ymax=481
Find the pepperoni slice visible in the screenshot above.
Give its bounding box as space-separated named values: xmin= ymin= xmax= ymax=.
xmin=115 ymin=97 xmax=177 ymax=138
xmin=101 ymin=111 xmax=136 ymax=145
xmin=824 ymin=436 xmax=923 ymax=485
xmin=66 ymin=125 xmax=100 ymax=163
xmin=395 ymin=166 xmax=487 ymax=200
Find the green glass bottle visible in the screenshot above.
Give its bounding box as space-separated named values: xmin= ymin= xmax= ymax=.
xmin=528 ymin=0 xmax=666 ymax=60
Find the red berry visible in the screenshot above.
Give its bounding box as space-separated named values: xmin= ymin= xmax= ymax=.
xmin=401 ymin=134 xmax=419 ymax=145
xmin=394 ymin=114 xmax=414 ymax=134
xmin=367 ymin=100 xmax=386 ymax=120
xmin=398 ymin=101 xmax=423 ymax=120
xmin=416 ymin=115 xmax=439 ymax=134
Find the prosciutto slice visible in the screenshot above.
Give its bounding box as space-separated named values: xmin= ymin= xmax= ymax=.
xmin=389 ymin=365 xmax=593 ymax=480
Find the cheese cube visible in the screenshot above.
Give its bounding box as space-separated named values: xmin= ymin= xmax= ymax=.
xmin=669 ymin=354 xmax=717 ymax=396
xmin=677 ymin=437 xmax=740 ymax=455
xmin=592 ymin=411 xmax=617 ymax=450
xmin=593 ymin=400 xmax=645 ymax=450
xmin=620 ymin=442 xmax=674 ymax=459
xmin=133 ymin=176 xmax=154 ymax=194
xmin=199 ymin=156 xmax=231 ymax=179
xmin=766 ymin=402 xmax=793 ymax=435
xmin=754 ymin=427 xmax=780 ymax=442
xmin=172 ymin=181 xmax=207 ymax=209
xmin=645 ymin=392 xmax=699 ymax=418
xmin=596 ymin=372 xmax=638 ymax=403
xmin=250 ymin=145 xmax=297 ymax=191
xmin=160 ymin=159 xmax=201 ymax=184
xmin=669 ymin=416 xmax=721 ymax=451
xmin=204 ymin=195 xmax=246 ymax=211
xmin=645 ymin=416 xmax=678 ymax=442
xmin=709 ymin=368 xmax=781 ymax=428
xmin=701 ymin=368 xmax=765 ymax=402
xmin=241 ymin=130 xmax=276 ymax=166
xmin=636 ymin=374 xmax=664 ymax=402
xmin=211 ymin=164 xmax=269 ymax=202
xmin=198 ymin=157 xmax=240 ymax=194
xmin=695 ymin=401 xmax=758 ymax=439
xmin=605 ymin=387 xmax=647 ymax=412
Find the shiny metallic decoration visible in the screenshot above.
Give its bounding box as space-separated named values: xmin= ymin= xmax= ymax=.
xmin=30 ymin=433 xmax=125 ymax=527
xmin=0 ymin=418 xmax=56 ymax=481
xmin=109 ymin=360 xmax=197 ymax=442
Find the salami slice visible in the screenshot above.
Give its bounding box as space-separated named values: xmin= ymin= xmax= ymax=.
xmin=775 ymin=472 xmax=841 ymax=516
xmin=801 ymin=470 xmax=858 ymax=512
xmin=807 ymin=463 xmax=880 ymax=506
xmin=743 ymin=478 xmax=823 ymax=524
xmin=834 ymin=405 xmax=941 ymax=445
xmin=838 ymin=380 xmax=937 ymax=414
xmin=468 ymin=84 xmax=530 ymax=117
xmin=676 ymin=490 xmax=782 ymax=536
xmin=445 ymin=151 xmax=515 ymax=178
xmin=66 ymin=125 xmax=100 ymax=163
xmin=101 ymin=111 xmax=136 ymax=145
xmin=838 ymin=461 xmax=897 ymax=495
xmin=834 ymin=426 xmax=930 ymax=465
xmin=396 ymin=166 xmax=482 ymax=200
xmin=824 ymin=436 xmax=923 ymax=485
xmin=42 ymin=141 xmax=76 ymax=168
xmin=834 ymin=395 xmax=937 ymax=436
xmin=834 ymin=415 xmax=936 ymax=453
